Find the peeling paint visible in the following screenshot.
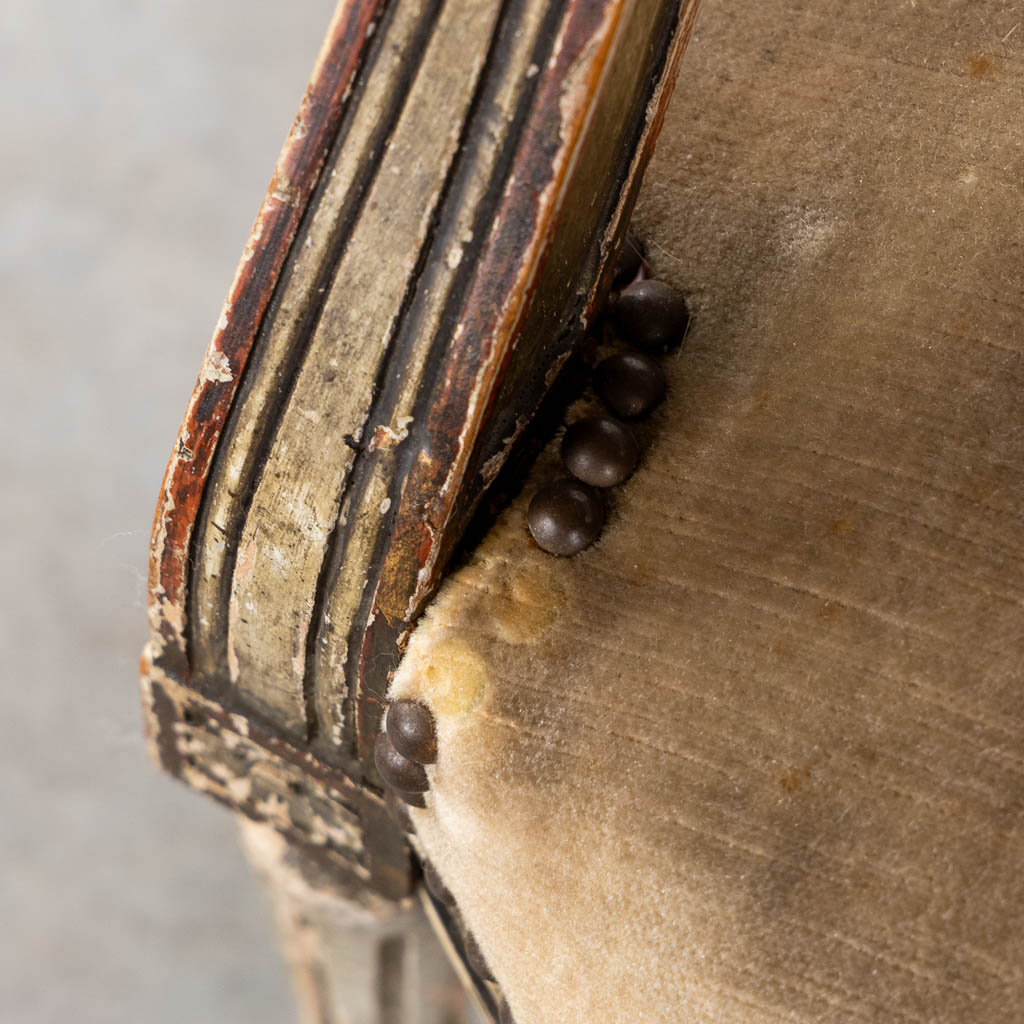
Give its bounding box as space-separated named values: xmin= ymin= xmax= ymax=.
xmin=271 ymin=177 xmax=304 ymax=207
xmin=228 ymin=776 xmax=253 ymax=803
xmin=368 ymin=415 xmax=414 ymax=452
xmin=445 ymin=242 xmax=463 ymax=269
xmin=140 ymin=665 xmax=392 ymax=884
xmin=201 ymin=349 xmax=234 ymax=384
xmin=146 ymin=0 xmax=697 ymax=872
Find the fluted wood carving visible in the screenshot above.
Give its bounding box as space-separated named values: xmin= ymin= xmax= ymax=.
xmin=142 ymin=0 xmax=700 ymax=903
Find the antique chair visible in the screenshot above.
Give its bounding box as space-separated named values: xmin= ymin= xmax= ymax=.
xmin=142 ymin=0 xmax=1024 ymax=1021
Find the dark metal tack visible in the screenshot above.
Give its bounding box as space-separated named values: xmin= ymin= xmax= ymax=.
xmin=386 ymin=698 xmax=438 ymax=765
xmin=612 ymin=278 xmax=690 ymax=353
xmin=594 ymin=351 xmax=666 ymax=420
xmin=374 ymin=731 xmax=429 ymax=794
xmin=527 ymin=478 xmax=605 ymax=556
xmin=561 ymin=415 xmax=639 ymax=488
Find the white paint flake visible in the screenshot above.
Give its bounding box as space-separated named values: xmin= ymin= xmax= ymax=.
xmin=201 ymin=349 xmax=234 ymax=384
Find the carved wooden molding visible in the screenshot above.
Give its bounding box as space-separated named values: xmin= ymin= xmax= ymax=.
xmin=143 ymin=0 xmax=700 ymax=900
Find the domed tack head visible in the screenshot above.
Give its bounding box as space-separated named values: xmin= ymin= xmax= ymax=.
xmin=612 ymin=278 xmax=690 ymax=353
xmin=594 ymin=351 xmax=667 ymax=420
xmin=422 ymin=860 xmax=455 ymax=907
xmin=561 ymin=416 xmax=640 ymax=489
xmin=527 ymin=479 xmax=605 ymax=556
xmin=463 ymin=930 xmax=495 ymax=982
xmin=612 ymin=230 xmax=645 ymax=287
xmin=374 ymin=731 xmax=429 ymax=794
xmin=386 ymin=698 xmax=438 ymax=765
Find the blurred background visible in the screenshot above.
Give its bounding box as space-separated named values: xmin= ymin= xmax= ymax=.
xmin=1 ymin=1 xmax=337 ymax=1020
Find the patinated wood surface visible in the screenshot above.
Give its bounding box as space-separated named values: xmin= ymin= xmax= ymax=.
xmin=147 ymin=0 xmax=382 ymax=678
xmin=240 ymin=821 xmax=482 ymax=1024
xmin=143 ymin=0 xmax=699 ymax=901
xmin=140 ymin=662 xmax=411 ymax=899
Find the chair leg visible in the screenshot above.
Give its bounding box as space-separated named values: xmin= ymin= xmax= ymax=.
xmin=239 ymin=819 xmax=482 ymax=1024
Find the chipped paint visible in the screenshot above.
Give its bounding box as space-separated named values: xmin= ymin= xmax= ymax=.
xmin=146 ymin=0 xmax=387 ymax=661
xmin=348 ymin=0 xmax=699 ymax=773
xmin=445 ymin=242 xmax=463 ymax=269
xmin=201 ymin=349 xmax=234 ymax=384
xmin=227 ymin=775 xmax=253 ymax=803
xmin=139 ymin=657 xmax=411 ymax=900
xmin=368 ymin=415 xmax=414 ymax=452
xmin=144 ymin=0 xmax=697 ymax=859
xmin=271 ymin=177 xmax=304 ymax=207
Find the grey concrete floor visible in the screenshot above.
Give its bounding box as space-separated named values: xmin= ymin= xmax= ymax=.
xmin=0 ymin=2 xmax=336 ymax=1021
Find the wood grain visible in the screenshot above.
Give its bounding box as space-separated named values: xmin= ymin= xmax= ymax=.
xmin=225 ymin=0 xmax=503 ymax=738
xmin=190 ymin=0 xmax=438 ymax=691
xmin=148 ymin=0 xmax=386 ymax=677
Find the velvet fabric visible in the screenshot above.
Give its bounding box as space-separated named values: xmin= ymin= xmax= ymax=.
xmin=391 ymin=0 xmax=1024 ymax=1019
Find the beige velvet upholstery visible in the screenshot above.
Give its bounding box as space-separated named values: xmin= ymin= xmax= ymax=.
xmin=390 ymin=0 xmax=1024 ymax=1020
